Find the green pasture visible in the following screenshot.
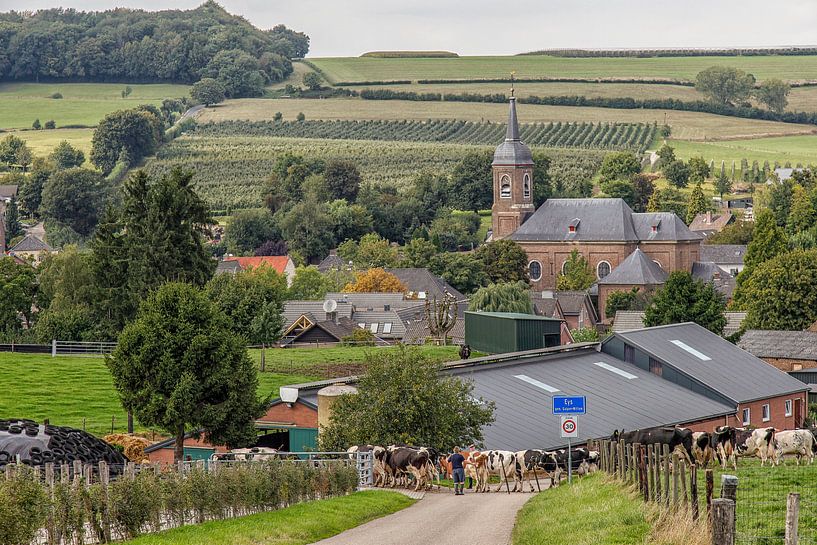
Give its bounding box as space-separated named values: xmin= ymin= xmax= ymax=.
xmin=122 ymin=490 xmax=414 ymax=545
xmin=670 ymin=135 xmax=817 ymax=167
xmin=6 ymin=128 xmax=94 ymax=160
xmin=200 ymin=97 xmax=813 ymax=140
xmin=309 ymin=55 xmax=817 ymax=85
xmin=0 ymin=82 xmax=190 ymax=130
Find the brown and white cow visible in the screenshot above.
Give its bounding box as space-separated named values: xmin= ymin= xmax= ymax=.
xmin=691 ymin=432 xmax=715 ymax=468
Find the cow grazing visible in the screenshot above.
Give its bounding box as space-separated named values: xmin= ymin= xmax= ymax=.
xmin=483 ymin=450 xmax=521 ymax=492
xmin=612 ymin=426 xmax=694 ymax=465
xmin=711 ymin=426 xmax=737 ymax=470
xmin=691 ymin=432 xmax=715 ymax=468
xmin=735 ymin=427 xmax=777 ymax=466
xmin=515 ymin=450 xmax=562 ymax=491
xmin=774 ymin=430 xmax=815 ymax=465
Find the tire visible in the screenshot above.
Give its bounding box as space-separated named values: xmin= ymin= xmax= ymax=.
xmin=8 ymin=425 xmax=21 ymax=434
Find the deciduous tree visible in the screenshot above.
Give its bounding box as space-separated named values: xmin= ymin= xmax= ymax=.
xmin=599 ymin=151 xmax=641 ymax=182
xmin=556 ymin=250 xmax=595 ymax=291
xmin=687 ymin=156 xmax=711 ymax=184
xmin=3 ymin=198 xmax=23 ymax=244
xmin=431 ymin=252 xmax=487 ymax=295
xmin=664 ymin=160 xmax=691 ymax=189
xmin=302 ymin=72 xmax=322 ymax=91
xmin=224 ymin=209 xmax=280 ymax=255
xmin=343 ymin=268 xmax=405 ymax=293
xmin=686 ymin=182 xmax=710 ymax=224
xmin=475 ymin=239 xmax=529 ymax=284
xmin=91 ymin=109 xmax=161 ymax=174
xmin=0 ymin=256 xmax=37 ymax=332
xmin=190 ymin=78 xmax=226 ymax=106
xmin=324 ymin=160 xmax=362 ymax=202
xmin=287 ymin=266 xmax=331 ymax=300
xmin=469 ymin=280 xmax=533 ymax=314
xmin=754 ymin=78 xmax=790 ymax=114
xmin=695 ymin=66 xmax=756 ymax=105
xmin=109 ymin=282 xmax=264 ymax=462
xmin=448 ymin=151 xmax=491 ymax=212
xmin=401 ymin=237 xmax=438 ymax=268
xmin=41 ymin=168 xmax=107 ymax=236
xmin=643 ymin=271 xmax=726 ymax=334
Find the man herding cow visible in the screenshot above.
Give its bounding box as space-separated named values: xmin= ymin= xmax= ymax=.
xmin=447 ymin=447 xmax=466 ymax=495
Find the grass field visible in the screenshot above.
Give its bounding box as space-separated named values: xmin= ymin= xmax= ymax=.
xmin=6 ymin=128 xmax=94 ymax=161
xmin=197 ymin=98 xmax=816 ymax=140
xmin=0 ymin=82 xmax=190 ymax=130
xmin=123 ymin=490 xmax=414 ymax=545
xmin=512 ymin=473 xmax=651 ymax=545
xmin=670 ymin=134 xmax=817 ymax=166
xmin=309 ymin=55 xmax=817 ymax=84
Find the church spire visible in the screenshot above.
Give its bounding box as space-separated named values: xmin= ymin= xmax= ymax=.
xmin=505 ymin=71 xmax=520 ymax=141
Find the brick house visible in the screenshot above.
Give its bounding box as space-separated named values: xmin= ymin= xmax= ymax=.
xmin=490 ymin=97 xmax=703 ymax=291
xmin=738 ymin=323 xmax=817 ymax=371
xmin=219 ymin=255 xmax=297 ymax=286
xmin=596 ymin=248 xmax=667 ymax=323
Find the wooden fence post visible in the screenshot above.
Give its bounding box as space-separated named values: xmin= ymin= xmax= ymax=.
xmin=671 ymin=453 xmax=680 ymax=507
xmin=706 ymin=469 xmax=714 ymax=520
xmin=45 ymin=463 xmax=55 ymax=545
xmin=679 ymin=460 xmax=688 ymax=506
xmin=711 ymin=498 xmax=735 ymax=545
xmin=618 ymin=441 xmax=625 ymax=480
xmin=785 ymin=492 xmax=799 ymax=545
xmin=663 ymin=444 xmax=671 ymax=507
xmin=639 ymin=445 xmax=648 ymax=502
xmin=647 ymin=446 xmax=655 ymax=502
xmin=654 ymin=445 xmax=661 ymax=503
xmin=690 ymin=463 xmax=699 ymax=520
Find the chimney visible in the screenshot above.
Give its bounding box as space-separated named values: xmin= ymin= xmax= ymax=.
xmin=325 ymin=311 xmax=337 ymax=323
xmin=706 ymin=211 xmax=712 ymax=224
xmin=329 ymin=248 xmax=337 ymax=256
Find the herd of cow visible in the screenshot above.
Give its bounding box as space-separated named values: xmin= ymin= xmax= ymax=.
xmin=613 ymin=425 xmax=817 ymax=470
xmin=349 ymin=425 xmax=817 ymax=494
xmin=347 ymin=444 xmax=599 ymax=493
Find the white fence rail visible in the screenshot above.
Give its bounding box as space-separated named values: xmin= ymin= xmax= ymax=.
xmin=51 ymin=340 xmax=118 ymax=357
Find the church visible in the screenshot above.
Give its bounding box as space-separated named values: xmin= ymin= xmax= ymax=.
xmin=490 ymin=94 xmax=704 ymax=319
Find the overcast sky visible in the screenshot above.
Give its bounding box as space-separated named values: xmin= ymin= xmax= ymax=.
xmin=4 ymin=0 xmax=817 ymax=57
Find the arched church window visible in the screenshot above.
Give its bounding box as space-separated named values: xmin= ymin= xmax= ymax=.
xmin=523 ymin=173 xmax=531 ymax=199
xmin=500 ymin=175 xmax=511 ymax=198
xmin=529 ymin=260 xmax=542 ymax=281
xmin=597 ymin=261 xmax=611 ymax=279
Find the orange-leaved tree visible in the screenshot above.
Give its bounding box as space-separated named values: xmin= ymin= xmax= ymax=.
xmin=342 ymin=268 xmax=406 ymax=293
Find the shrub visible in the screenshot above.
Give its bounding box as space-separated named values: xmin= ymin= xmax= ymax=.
xmin=44 ymin=120 xmax=56 ymax=129
xmin=50 ymin=92 xmax=63 ymax=99
xmin=341 ymin=328 xmax=376 ymax=346
xmin=296 ymin=112 xmax=305 ymax=122
xmin=0 ymin=467 xmax=49 ymax=545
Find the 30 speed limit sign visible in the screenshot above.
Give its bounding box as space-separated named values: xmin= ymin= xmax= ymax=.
xmin=560 ymin=416 xmax=578 ymax=438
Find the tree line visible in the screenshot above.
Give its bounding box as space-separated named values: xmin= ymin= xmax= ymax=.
xmin=0 ymin=1 xmax=307 ymax=96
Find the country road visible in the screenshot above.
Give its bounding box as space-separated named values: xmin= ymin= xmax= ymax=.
xmin=311 ymin=488 xmax=533 ymax=545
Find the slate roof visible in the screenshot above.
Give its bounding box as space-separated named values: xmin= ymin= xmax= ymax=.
xmin=511 ymin=199 xmax=640 ymax=242
xmin=700 ymin=245 xmax=747 ymax=265
xmin=352 ymin=309 xmax=405 ymax=338
xmin=285 ymin=345 xmax=734 ymax=451
xmin=738 ymin=330 xmax=817 ymax=361
xmin=597 ymin=248 xmax=668 ymax=286
xmin=607 ymin=322 xmax=808 ymax=404
xmin=692 ymin=261 xmax=737 ymax=299
xmin=317 ymin=251 xmax=348 ymax=272
xmin=612 ymin=311 xmax=746 ymax=338
xmin=0 ymin=185 xmax=18 ymax=200
xmin=492 ymin=97 xmax=533 ymax=166
xmin=10 ymin=235 xmax=52 ymax=252
xmin=545 ymin=291 xmax=599 ymax=323
xmin=402 ymin=318 xmax=466 ymax=345
xmin=532 ymin=297 xmax=564 ymax=319
xmin=632 ymin=213 xmax=703 ymax=242
xmin=214 ymin=260 xmax=242 ymax=275
xmin=325 ymin=292 xmax=413 ymax=311
xmin=282 ymin=301 xmax=354 ymax=329
xmin=384 ymin=268 xmax=466 ymax=302
xmin=689 ymin=212 xmax=734 ymax=234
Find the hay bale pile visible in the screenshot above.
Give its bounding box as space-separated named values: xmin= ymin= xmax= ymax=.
xmin=104 ymin=433 xmax=152 ymax=462
xmin=0 ymin=419 xmax=128 ymax=471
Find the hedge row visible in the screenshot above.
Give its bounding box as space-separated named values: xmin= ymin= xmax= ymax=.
xmin=519 ymin=47 xmax=817 ymax=58
xmin=357 ymin=89 xmax=817 ymax=126
xmin=416 ymin=77 xmax=696 ymax=86
xmin=1 ymin=461 xmax=358 ymax=545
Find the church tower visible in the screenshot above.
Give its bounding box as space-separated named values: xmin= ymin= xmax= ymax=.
xmin=491 ymin=91 xmax=534 ymax=239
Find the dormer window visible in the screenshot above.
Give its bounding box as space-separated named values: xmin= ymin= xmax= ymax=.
xmin=523 ymin=173 xmax=531 ymax=199
xmin=650 ymin=219 xmax=661 ymax=233
xmin=500 ymin=175 xmax=511 ymax=198
xmin=568 ymin=218 xmax=580 ymax=233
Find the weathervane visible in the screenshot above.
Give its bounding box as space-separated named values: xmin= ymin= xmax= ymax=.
xmin=510 ymin=71 xmax=516 ymax=97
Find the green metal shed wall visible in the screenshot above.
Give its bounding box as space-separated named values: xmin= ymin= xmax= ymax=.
xmin=289 ymin=428 xmax=318 ymax=453
xmin=465 ymin=313 xmax=562 ymax=354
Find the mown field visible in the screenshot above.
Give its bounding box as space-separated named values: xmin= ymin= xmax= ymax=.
xmin=6 ymin=128 xmax=94 ymax=161
xmin=309 ymin=55 xmax=817 ymax=84
xmin=0 ymin=82 xmax=190 ymax=130
xmin=144 ymin=134 xmax=605 ymax=211
xmin=0 ymin=345 xmax=462 ymax=437
xmin=670 ymin=134 xmax=817 ymax=167
xmin=197 ymin=98 xmax=815 ymax=140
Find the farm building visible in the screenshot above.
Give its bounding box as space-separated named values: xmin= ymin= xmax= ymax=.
xmin=464 ymin=311 xmax=563 ymax=353
xmin=217 ymin=255 xmax=297 ymax=286
xmin=531 ymin=290 xmax=598 ymax=331
xmin=611 ymin=311 xmax=746 ymax=338
xmin=738 ymin=323 xmax=817 ymax=372
xmin=272 ymin=323 xmax=807 ymax=452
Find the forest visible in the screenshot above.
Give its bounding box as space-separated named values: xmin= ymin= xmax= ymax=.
xmin=0 ymin=1 xmax=308 ymax=92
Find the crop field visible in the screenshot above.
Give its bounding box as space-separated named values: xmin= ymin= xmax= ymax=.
xmin=6 ymin=128 xmax=94 ymax=160
xmin=197 ymin=98 xmax=814 ymax=140
xmin=145 ymin=133 xmax=606 ymax=211
xmin=670 ymin=135 xmax=817 ymax=167
xmin=309 ymin=55 xmax=817 ymax=84
xmin=200 ymin=119 xmax=657 ymax=152
xmin=0 ymin=82 xmax=190 ymax=130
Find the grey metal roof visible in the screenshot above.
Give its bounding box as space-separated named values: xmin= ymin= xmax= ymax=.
xmin=608 ymin=322 xmax=808 ymax=403
xmin=290 ymin=345 xmax=733 ymax=451
xmin=739 ymin=330 xmax=817 ymax=360
xmin=632 ymin=213 xmax=703 ymax=242
xmin=700 ymin=245 xmax=747 ymax=265
xmin=384 ymin=268 xmax=466 ymax=302
xmin=317 ymin=252 xmax=347 ymax=273
xmin=597 ymin=248 xmax=668 ymax=286
xmin=511 ymin=199 xmax=640 ymax=242
xmin=492 ymin=97 xmax=533 ymax=166
xmin=11 ymin=235 xmax=52 ymax=252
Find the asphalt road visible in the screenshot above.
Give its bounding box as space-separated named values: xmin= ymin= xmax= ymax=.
xmin=311 ymin=488 xmax=533 ymax=545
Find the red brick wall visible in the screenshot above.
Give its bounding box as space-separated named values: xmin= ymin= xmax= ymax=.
xmin=733 ymin=393 xmax=808 ymax=431
xmin=761 ymin=357 xmax=817 ymax=372
xmin=260 ymin=401 xmax=318 ymax=428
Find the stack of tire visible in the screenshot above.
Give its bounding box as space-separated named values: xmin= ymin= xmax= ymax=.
xmin=0 ymin=419 xmax=128 ymax=473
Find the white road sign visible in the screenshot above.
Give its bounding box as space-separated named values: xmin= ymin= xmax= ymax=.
xmin=560 ymin=416 xmax=578 ymax=438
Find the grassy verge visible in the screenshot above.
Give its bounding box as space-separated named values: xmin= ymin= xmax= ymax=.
xmin=122 ymin=490 xmax=414 ymax=545
xmin=512 ymin=473 xmax=650 ymax=545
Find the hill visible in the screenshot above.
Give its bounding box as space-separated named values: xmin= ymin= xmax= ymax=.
xmin=0 ymin=1 xmax=307 ymax=89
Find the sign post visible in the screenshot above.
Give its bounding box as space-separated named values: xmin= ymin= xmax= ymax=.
xmin=553 ymin=396 xmax=585 ymax=485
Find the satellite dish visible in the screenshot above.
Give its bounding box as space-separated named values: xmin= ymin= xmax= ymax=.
xmin=323 ymin=299 xmax=338 ymax=313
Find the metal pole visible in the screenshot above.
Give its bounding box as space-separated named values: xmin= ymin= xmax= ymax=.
xmin=568 ymin=438 xmax=572 ymax=484
xmin=500 ymin=457 xmax=511 ymax=494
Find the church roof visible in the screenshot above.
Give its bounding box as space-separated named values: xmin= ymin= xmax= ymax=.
xmin=597 ymin=248 xmax=668 ymax=286
xmin=632 ymin=213 xmax=703 ymax=242
xmin=510 ymin=199 xmax=640 ymax=242
xmin=492 ymin=97 xmax=533 ymax=166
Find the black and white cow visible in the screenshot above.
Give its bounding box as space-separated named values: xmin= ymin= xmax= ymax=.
xmin=612 ymin=426 xmax=694 ymax=464
xmin=386 ymin=446 xmax=430 ymax=491
xmin=774 ymin=429 xmax=815 ymax=465
xmin=552 ymin=448 xmax=598 ymax=476
xmin=514 ymin=450 xmax=562 ymax=491
xmin=691 ymin=432 xmax=715 ymax=468
xmin=483 ymin=450 xmax=521 ymax=492
xmin=712 ymin=426 xmax=737 ymax=470
xmin=735 ymin=427 xmax=776 ymax=466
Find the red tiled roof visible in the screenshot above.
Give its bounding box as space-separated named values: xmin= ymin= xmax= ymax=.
xmin=224 ymin=256 xmax=291 ymax=274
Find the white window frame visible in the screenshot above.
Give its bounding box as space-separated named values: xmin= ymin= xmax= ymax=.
xmin=596 ymin=260 xmax=611 ymax=280
xmin=742 ymin=408 xmax=751 ymax=426
xmin=561 ymin=260 xmax=569 ymax=274
xmin=528 ymin=260 xmax=542 ymax=281
xmin=370 ymin=323 xmax=378 ymax=333
xmin=785 ymin=400 xmax=792 ymax=417
xmin=762 ymin=404 xmax=770 ymax=422
xmin=653 ymin=260 xmax=663 ymax=270
xmin=382 ymin=322 xmax=392 ymax=334
xmin=523 ymin=173 xmax=531 ymax=199
xmin=500 ymin=175 xmax=511 ymax=199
